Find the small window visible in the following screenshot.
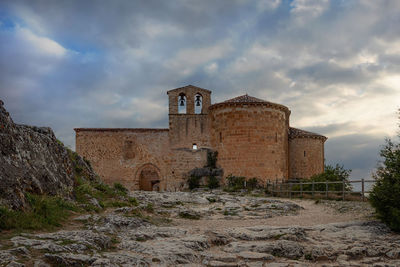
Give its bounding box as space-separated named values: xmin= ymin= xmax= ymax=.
xmin=219 ymin=132 xmax=222 ymax=143
xmin=304 ymin=151 xmax=306 ymax=157
xmin=275 ymin=133 xmax=278 ymax=142
xmin=192 ymin=143 xmax=198 ymax=150
xmin=194 ymin=93 xmax=203 ymax=114
xmin=178 ymin=93 xmax=187 ymax=114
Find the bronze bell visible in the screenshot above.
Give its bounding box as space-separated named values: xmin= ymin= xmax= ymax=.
xmin=195 ymin=95 xmax=202 ymax=106
xmin=179 ymin=95 xmax=185 ymax=106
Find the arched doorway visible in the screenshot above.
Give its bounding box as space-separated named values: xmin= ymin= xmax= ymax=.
xmin=137 ymin=164 xmax=160 ymax=191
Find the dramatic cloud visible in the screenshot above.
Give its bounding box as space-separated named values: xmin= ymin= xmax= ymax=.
xmin=0 ymin=0 xmax=399 ymax=181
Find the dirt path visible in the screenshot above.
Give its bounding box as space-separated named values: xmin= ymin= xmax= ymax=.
xmin=175 ymin=198 xmax=372 ymax=233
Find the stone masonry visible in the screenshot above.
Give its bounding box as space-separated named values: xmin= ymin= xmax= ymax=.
xmin=75 ymin=85 xmax=327 ymax=191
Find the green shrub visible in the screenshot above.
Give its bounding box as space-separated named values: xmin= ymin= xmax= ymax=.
xmin=247 ymin=177 xmax=259 ymax=190
xmin=369 ymin=112 xmax=400 ymax=232
xmin=226 ymin=174 xmax=246 ymax=191
xmin=74 ymin=178 xmax=137 ymax=211
xmin=74 ymin=182 xmax=93 ymax=203
xmin=145 ymin=203 xmax=154 ymax=213
xmin=1 ymin=174 xmax=137 ymax=230
xmin=113 ymin=183 xmax=128 ymax=196
xmin=188 ymin=175 xmax=201 ymax=190
xmin=128 ymin=197 xmax=139 ymax=206
xmin=206 ymin=151 xmax=218 ymax=168
xmin=94 ymin=182 xmax=113 ymax=194
xmin=207 ymin=175 xmax=219 ymax=189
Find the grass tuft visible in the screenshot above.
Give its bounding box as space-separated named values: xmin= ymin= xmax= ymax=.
xmin=0 ymin=194 xmax=77 ymax=230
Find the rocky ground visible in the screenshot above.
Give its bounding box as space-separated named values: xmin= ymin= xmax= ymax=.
xmin=1 ymin=190 xmax=399 ymax=267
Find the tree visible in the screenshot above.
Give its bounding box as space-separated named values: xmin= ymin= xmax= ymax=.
xmin=288 ymin=164 xmax=352 ymax=195
xmin=298 ymin=164 xmax=352 ymax=192
xmin=369 ymin=109 xmax=400 ymax=232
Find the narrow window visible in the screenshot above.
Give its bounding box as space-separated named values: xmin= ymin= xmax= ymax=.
xmin=275 ymin=133 xmax=278 ymax=142
xmin=194 ymin=93 xmax=203 ymax=114
xmin=178 ymin=93 xmax=187 ymax=114
xmin=219 ymin=132 xmax=222 ymax=143
xmin=192 ymin=143 xmax=198 ymax=150
xmin=304 ymin=151 xmax=306 ymax=157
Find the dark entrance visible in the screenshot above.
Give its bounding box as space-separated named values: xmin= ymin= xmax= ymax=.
xmin=139 ymin=165 xmax=160 ymax=191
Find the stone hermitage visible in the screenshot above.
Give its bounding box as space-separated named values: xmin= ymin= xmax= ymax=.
xmin=75 ymin=85 xmax=327 ymax=191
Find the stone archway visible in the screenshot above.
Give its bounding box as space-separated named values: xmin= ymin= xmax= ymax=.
xmin=137 ymin=163 xmax=160 ymax=191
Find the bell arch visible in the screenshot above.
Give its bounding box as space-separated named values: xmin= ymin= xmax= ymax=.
xmin=178 ymin=93 xmax=187 ymax=114
xmin=194 ymin=93 xmax=203 ymax=114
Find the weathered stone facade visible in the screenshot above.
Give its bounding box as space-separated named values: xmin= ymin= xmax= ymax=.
xmin=75 ymin=85 xmax=327 ymax=191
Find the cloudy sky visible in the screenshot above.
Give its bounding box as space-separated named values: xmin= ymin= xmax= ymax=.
xmin=1 ymin=0 xmax=399 ymax=180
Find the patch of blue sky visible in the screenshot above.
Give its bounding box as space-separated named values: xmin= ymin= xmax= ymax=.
xmin=0 ymin=17 xmax=16 ymax=30
xmin=61 ymin=38 xmax=103 ymax=59
xmin=0 ymin=11 xmax=19 ymax=31
xmin=0 ymin=5 xmax=32 ymax=31
xmin=0 ymin=12 xmax=102 ymax=63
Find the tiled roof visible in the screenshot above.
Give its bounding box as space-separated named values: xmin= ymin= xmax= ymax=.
xmin=223 ymin=94 xmax=267 ymax=103
xmin=289 ymin=127 xmax=327 ymax=141
xmin=209 ymin=94 xmax=290 ymax=114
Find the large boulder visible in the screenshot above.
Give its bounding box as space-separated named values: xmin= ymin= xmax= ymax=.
xmin=0 ymin=99 xmax=95 ymax=209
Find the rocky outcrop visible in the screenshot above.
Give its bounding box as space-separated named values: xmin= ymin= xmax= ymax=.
xmin=1 ymin=191 xmax=399 ymax=266
xmin=0 ymin=100 xmax=95 ymax=209
xmin=130 ymin=190 xmax=301 ymax=220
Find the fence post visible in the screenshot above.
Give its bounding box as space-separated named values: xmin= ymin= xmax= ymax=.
xmin=325 ymin=181 xmax=328 ymax=199
xmin=312 ymin=181 xmax=315 ymax=198
xmin=287 ymin=182 xmax=289 ymax=198
xmin=270 ymin=182 xmax=273 ymax=195
xmin=342 ymin=180 xmax=345 ymax=201
xmin=362 ymin=178 xmax=365 ymax=202
xmin=300 ymin=182 xmax=303 ymax=198
xmin=285 ymin=181 xmax=287 ymax=197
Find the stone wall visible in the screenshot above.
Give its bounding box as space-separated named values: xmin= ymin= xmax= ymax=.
xmin=168 ymin=114 xmax=211 ymax=149
xmin=209 ymin=104 xmax=290 ymax=183
xmin=75 ymin=129 xmax=170 ymax=191
xmin=289 ymin=137 xmax=325 ymax=179
xmin=168 ymin=148 xmax=209 ymax=191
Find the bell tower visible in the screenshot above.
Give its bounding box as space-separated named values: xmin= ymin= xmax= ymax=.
xmin=167 ymin=85 xmax=211 ymax=149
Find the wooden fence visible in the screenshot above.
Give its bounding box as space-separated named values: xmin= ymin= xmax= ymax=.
xmin=265 ymin=179 xmax=375 ymax=201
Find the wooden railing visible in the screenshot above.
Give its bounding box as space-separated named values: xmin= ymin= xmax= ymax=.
xmin=265 ymin=179 xmax=375 ymax=201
